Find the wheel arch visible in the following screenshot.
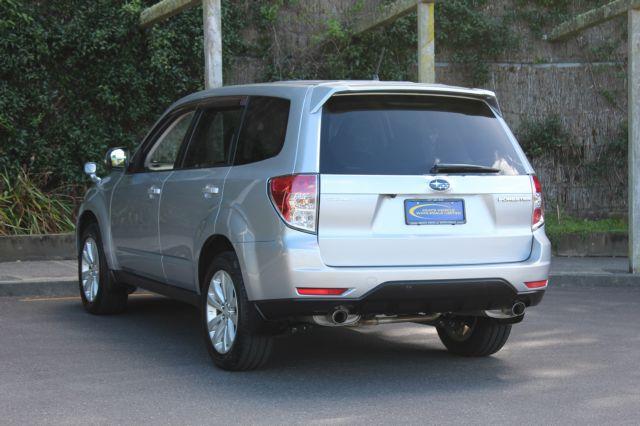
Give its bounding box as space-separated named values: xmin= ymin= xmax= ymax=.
xmin=77 ymin=210 xmax=99 ymax=247
xmin=198 ymin=234 xmax=236 ymax=292
xmin=76 ymin=207 xmax=117 ymax=270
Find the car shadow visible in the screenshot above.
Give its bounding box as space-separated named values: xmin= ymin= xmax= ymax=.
xmin=51 ymin=294 xmax=531 ymax=402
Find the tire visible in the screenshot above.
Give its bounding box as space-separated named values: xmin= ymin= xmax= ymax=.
xmin=436 ymin=316 xmax=511 ymax=357
xmin=78 ymin=222 xmax=128 ymax=314
xmin=201 ymin=251 xmax=273 ymax=371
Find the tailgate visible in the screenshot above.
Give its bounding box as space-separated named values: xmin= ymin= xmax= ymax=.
xmin=317 ymin=174 xmax=534 ymax=267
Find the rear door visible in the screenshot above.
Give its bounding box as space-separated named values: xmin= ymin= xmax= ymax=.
xmin=317 ymin=94 xmax=534 ymax=267
xmin=159 ymin=98 xmax=244 ymax=290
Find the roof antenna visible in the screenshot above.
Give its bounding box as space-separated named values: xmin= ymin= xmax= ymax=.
xmin=372 ymin=47 xmax=386 ymax=81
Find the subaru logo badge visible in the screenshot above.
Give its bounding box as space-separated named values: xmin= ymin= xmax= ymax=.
xmin=429 ymin=179 xmax=450 ymax=191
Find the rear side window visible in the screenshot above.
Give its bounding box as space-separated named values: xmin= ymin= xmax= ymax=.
xmin=320 ymin=95 xmax=526 ymax=175
xmin=182 ymin=106 xmax=243 ymax=169
xmin=233 ymin=96 xmax=290 ymax=165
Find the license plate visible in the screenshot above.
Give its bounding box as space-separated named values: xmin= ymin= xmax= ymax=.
xmin=404 ymin=199 xmax=466 ymax=225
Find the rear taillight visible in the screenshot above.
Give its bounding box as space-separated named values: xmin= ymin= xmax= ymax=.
xmin=532 ymin=175 xmax=544 ymax=230
xmin=525 ymin=279 xmax=548 ymax=289
xmin=269 ymin=174 xmax=318 ymax=233
xmin=296 ymin=287 xmax=348 ymax=296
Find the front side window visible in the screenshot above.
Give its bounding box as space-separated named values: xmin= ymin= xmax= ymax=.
xmin=234 ymin=96 xmax=290 ymax=165
xmin=320 ymin=95 xmax=526 ymax=175
xmin=145 ymin=111 xmax=195 ymax=171
xmin=182 ymin=106 xmax=243 ymax=169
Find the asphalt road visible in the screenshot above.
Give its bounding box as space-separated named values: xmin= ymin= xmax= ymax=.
xmin=1 ymin=286 xmax=639 ymax=425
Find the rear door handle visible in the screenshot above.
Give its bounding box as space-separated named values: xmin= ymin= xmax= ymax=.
xmin=147 ymin=185 xmax=161 ymax=198
xmin=202 ymin=184 xmax=220 ymax=198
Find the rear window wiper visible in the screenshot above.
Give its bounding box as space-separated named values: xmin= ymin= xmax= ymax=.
xmin=430 ymin=163 xmax=501 ymax=174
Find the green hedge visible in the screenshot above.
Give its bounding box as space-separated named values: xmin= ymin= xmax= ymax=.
xmin=0 ymin=0 xmax=207 ymax=192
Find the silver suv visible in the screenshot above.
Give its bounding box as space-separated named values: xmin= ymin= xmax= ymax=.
xmin=77 ymin=81 xmax=550 ymax=370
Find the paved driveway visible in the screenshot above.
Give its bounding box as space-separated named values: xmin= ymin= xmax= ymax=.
xmin=1 ymin=286 xmax=639 ymax=425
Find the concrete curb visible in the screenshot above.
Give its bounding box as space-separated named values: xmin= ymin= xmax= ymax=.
xmin=1 ymin=273 xmax=638 ymax=298
xmin=554 ymin=233 xmax=628 ymax=257
xmin=549 ymin=273 xmax=640 ymax=287
xmin=0 ymin=231 xmax=629 ymax=264
xmin=0 ymin=279 xmax=78 ymax=297
xmin=0 ymin=234 xmax=75 ymax=262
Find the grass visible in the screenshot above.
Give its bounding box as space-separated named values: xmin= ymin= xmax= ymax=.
xmin=0 ymin=169 xmax=76 ymax=236
xmin=544 ymin=214 xmax=627 ymax=246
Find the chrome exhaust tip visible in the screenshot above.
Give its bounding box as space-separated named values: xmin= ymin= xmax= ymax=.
xmin=330 ymin=308 xmax=349 ymax=324
xmin=484 ymin=301 xmax=526 ymax=320
xmin=511 ymin=301 xmax=526 ymax=316
xmin=310 ymin=307 xmax=360 ymax=327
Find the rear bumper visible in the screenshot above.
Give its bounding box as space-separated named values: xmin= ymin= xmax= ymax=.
xmin=234 ymin=226 xmax=551 ymax=306
xmin=256 ymin=280 xmax=545 ymax=320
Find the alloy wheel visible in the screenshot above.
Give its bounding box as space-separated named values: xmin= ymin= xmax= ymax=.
xmin=206 ymin=270 xmax=238 ymax=354
xmin=81 ymin=237 xmax=100 ymax=302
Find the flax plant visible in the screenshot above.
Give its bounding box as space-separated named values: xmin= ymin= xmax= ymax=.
xmin=0 ymin=169 xmax=76 ymax=235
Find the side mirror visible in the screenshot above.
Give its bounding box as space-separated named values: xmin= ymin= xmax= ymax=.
xmin=84 ymin=162 xmax=101 ymax=184
xmin=105 ymin=147 xmax=129 ymax=170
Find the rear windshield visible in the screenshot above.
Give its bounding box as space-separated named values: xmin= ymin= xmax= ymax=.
xmin=320 ymin=95 xmax=526 ymax=175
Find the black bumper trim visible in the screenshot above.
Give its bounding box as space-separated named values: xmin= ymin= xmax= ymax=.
xmin=255 ymin=279 xmax=545 ymax=320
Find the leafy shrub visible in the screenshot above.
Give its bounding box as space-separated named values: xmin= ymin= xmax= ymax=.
xmin=516 ymin=114 xmax=572 ymax=158
xmin=0 ymin=169 xmax=76 ymax=235
xmin=436 ymin=0 xmax=517 ymax=84
xmin=0 ymin=0 xmax=206 ymax=193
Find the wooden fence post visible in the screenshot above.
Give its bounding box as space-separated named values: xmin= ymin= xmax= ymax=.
xmin=417 ymin=1 xmax=435 ymax=83
xmin=203 ymin=0 xmax=222 ymax=89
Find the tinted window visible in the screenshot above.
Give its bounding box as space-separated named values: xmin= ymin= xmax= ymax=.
xmin=234 ymin=96 xmax=290 ymax=165
xmin=145 ymin=111 xmax=195 ymax=171
xmin=182 ymin=106 xmax=243 ymax=169
xmin=320 ymin=95 xmax=526 ymax=175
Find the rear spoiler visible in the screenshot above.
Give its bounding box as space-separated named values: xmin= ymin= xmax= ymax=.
xmin=309 ymin=84 xmax=502 ymax=116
